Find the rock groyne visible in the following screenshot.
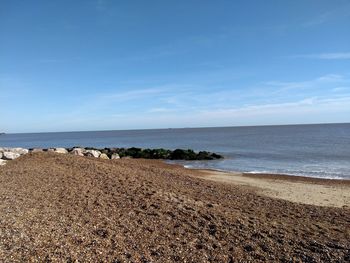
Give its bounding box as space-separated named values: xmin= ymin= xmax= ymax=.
xmin=0 ymin=147 xmax=223 ymax=165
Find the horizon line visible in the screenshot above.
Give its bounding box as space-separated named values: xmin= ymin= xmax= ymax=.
xmin=3 ymin=121 xmax=350 ymax=135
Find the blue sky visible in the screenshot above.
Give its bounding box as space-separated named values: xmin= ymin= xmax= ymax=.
xmin=1 ymin=0 xmax=350 ymax=133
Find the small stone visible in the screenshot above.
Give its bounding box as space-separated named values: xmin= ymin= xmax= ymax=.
xmin=208 ymin=224 xmax=217 ymax=235
xmin=0 ymin=152 xmax=2 ymax=159
xmin=0 ymin=159 xmax=7 ymax=165
xmin=94 ymin=228 xmax=108 ymax=238
xmin=244 ymin=244 xmax=255 ymax=252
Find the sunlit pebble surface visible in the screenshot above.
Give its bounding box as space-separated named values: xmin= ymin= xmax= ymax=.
xmin=0 ymin=152 xmax=349 ymax=262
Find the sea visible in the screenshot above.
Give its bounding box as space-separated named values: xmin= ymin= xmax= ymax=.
xmin=1 ymin=123 xmax=350 ymax=179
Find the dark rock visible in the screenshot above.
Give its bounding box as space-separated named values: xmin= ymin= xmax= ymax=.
xmin=125 ymin=147 xmax=143 ymax=158
xmin=170 ymin=149 xmax=188 ymax=160
xmin=197 ymin=151 xmax=215 ymax=160
xmin=211 ymin=152 xmax=223 ymax=159
xmin=39 ymin=146 xmax=223 ymax=161
xmin=170 ymin=149 xmax=197 ymax=160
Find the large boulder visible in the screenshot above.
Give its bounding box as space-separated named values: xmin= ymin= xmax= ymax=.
xmin=99 ymin=153 xmax=109 ymax=159
xmin=197 ymin=151 xmax=214 ymax=160
xmin=2 ymin=151 xmax=20 ymax=160
xmin=111 ymin=153 xmax=120 ymax=159
xmin=0 ymin=152 xmax=2 ymax=159
xmin=84 ymin=149 xmax=101 ymax=158
xmin=30 ymin=148 xmax=43 ymax=153
xmin=70 ymin=148 xmax=85 ymax=156
xmin=0 ymin=147 xmax=10 ymax=152
xmin=210 ymin=152 xmax=223 ymax=159
xmin=0 ymin=159 xmax=7 ymax=166
xmin=54 ymin=148 xmax=68 ymax=154
xmin=101 ymin=148 xmax=111 ymax=156
xmin=10 ymin=148 xmax=29 ymax=155
xmin=170 ymin=149 xmax=196 ymax=160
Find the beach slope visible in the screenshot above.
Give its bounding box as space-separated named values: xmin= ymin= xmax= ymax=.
xmin=0 ymin=152 xmax=349 ymax=262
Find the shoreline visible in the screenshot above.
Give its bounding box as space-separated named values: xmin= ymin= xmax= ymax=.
xmin=242 ymin=171 xmax=350 ymax=185
xmin=192 ymin=168 xmax=350 ymax=208
xmin=182 ymin=165 xmax=350 ymax=183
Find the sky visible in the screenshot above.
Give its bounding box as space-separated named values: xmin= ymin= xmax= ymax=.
xmin=1 ymin=0 xmax=350 ymax=133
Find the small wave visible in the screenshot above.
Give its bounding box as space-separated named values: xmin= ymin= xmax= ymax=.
xmin=246 ymin=170 xmax=270 ymax=174
xmin=182 ymin=164 xmax=237 ymax=173
xmin=245 ymin=170 xmax=346 ymax=180
xmin=173 ymin=160 xmax=349 ymax=180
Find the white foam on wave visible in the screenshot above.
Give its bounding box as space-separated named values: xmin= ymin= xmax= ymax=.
xmin=174 ymin=161 xmax=349 ymax=180
xmin=245 ymin=170 xmax=346 ymax=180
xmin=246 ymin=170 xmax=270 ymax=174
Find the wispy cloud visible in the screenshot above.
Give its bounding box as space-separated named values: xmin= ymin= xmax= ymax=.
xmin=332 ymin=87 xmax=350 ymax=92
xmin=148 ymin=107 xmax=175 ymax=113
xmin=120 ymin=49 xmax=186 ymax=63
xmin=200 ymin=97 xmax=323 ymax=116
xmin=95 ymin=0 xmax=108 ymax=11
xmin=263 ymin=74 xmax=348 ymax=94
xmin=303 ymin=10 xmax=335 ymax=27
xmin=4 ymin=73 xmax=350 ymax=132
xmin=99 ymin=88 xmax=166 ymax=102
xmin=85 ymin=74 xmax=350 ymax=115
xmin=291 ymin=52 xmax=350 ymax=60
xmin=302 ymin=3 xmax=350 ymax=27
xmin=188 ymin=96 xmax=350 ymax=126
xmin=97 ymin=83 xmax=196 ymax=103
xmin=35 ymin=57 xmax=80 ymax=64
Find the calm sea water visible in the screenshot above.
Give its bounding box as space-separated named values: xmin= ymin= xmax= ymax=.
xmin=1 ymin=123 xmax=350 ymax=179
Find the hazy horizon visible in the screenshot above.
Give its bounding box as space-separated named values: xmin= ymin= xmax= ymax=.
xmin=1 ymin=0 xmax=350 ymax=133
xmin=3 ymin=121 xmax=349 ymax=135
